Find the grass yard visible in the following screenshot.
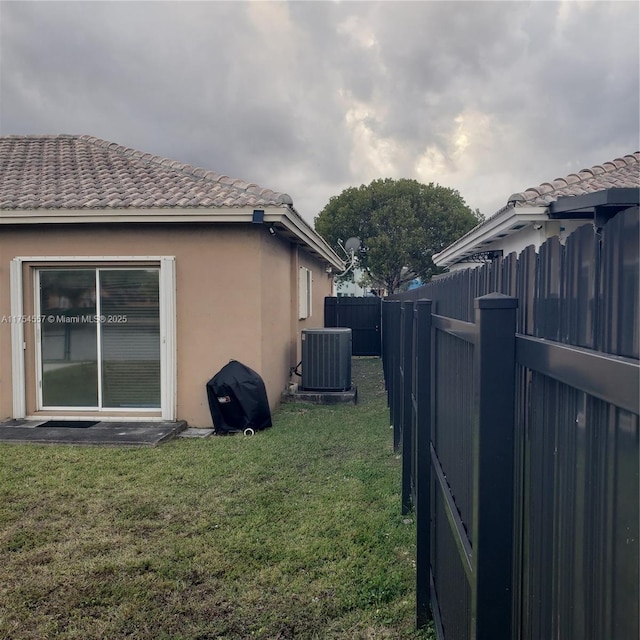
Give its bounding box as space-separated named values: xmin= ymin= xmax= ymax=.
xmin=0 ymin=358 xmax=434 ymax=640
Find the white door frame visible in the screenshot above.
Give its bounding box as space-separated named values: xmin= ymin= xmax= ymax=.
xmin=10 ymin=256 xmax=177 ymax=421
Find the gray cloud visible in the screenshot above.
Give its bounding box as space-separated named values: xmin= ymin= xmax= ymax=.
xmin=1 ymin=1 xmax=638 ymax=222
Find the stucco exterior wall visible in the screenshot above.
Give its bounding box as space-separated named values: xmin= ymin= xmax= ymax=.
xmin=258 ymin=229 xmax=295 ymax=412
xmin=295 ymin=249 xmax=333 ymax=362
xmin=0 ymin=222 xmax=332 ymax=426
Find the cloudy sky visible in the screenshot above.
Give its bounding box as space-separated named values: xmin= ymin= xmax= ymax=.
xmin=1 ymin=1 xmax=638 ymax=224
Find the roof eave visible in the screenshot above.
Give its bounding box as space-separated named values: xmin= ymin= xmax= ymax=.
xmin=0 ymin=205 xmax=345 ymax=271
xmin=432 ymin=205 xmax=548 ymax=268
xmin=0 ymin=206 xmax=273 ymax=224
xmin=266 ymin=206 xmax=345 ymax=270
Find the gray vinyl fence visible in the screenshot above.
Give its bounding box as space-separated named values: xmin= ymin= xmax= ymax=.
xmin=382 ymin=206 xmax=639 ymax=640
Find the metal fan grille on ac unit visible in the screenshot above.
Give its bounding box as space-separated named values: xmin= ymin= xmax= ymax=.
xmin=300 ymin=328 xmax=352 ymax=391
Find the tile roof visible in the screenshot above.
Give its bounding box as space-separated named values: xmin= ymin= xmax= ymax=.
xmin=507 ymin=152 xmax=640 ymax=206
xmin=0 ymin=134 xmax=294 ymax=210
xmin=432 ymin=150 xmax=640 ymax=267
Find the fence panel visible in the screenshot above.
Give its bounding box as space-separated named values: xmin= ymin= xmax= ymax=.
xmin=324 ymin=296 xmax=382 ymax=355
xmin=433 ymin=323 xmax=475 ymax=532
xmin=383 ymin=207 xmax=639 ymax=639
xmin=595 ymin=207 xmax=639 ymax=640
xmin=598 ymin=205 xmax=639 ymax=358
xmin=430 ymin=311 xmax=476 ymax=640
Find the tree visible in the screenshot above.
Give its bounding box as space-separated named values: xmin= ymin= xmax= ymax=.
xmin=314 ymin=178 xmax=482 ymax=294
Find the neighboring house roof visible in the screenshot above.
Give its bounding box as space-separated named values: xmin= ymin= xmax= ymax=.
xmin=433 ymin=152 xmax=640 ymax=268
xmin=0 ymin=134 xmax=344 ymax=270
xmin=506 ymin=152 xmax=640 ymax=207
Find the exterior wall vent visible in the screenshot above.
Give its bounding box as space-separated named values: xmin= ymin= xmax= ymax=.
xmin=300 ymin=328 xmax=352 ymax=391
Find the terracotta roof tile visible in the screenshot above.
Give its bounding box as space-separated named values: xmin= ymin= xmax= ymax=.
xmin=509 ymin=152 xmax=640 ymax=206
xmin=0 ymin=134 xmax=294 ymax=210
xmin=564 ymin=173 xmax=581 ymax=185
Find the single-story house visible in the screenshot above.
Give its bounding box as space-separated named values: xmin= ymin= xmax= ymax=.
xmin=433 ymin=152 xmax=640 ymax=271
xmin=0 ymin=134 xmax=344 ymax=427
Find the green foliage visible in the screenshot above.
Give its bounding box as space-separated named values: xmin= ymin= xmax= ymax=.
xmin=315 ymin=178 xmax=481 ymax=293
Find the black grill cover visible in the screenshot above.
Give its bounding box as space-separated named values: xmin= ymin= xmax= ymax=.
xmin=206 ymin=360 xmax=272 ymax=434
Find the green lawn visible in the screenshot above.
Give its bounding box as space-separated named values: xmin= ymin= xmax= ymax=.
xmin=42 ymin=361 xmax=160 ymax=408
xmin=0 ymin=358 xmax=434 ymax=640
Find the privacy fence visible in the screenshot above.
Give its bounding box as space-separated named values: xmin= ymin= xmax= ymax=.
xmin=382 ymin=207 xmax=639 ymax=640
xmin=324 ymin=296 xmax=382 ymax=356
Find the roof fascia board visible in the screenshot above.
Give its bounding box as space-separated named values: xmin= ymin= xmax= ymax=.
xmin=0 ymin=205 xmax=345 ymax=271
xmin=433 ymin=205 xmax=547 ymax=266
xmin=0 ymin=206 xmax=267 ymax=224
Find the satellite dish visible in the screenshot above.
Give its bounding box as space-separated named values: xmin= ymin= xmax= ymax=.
xmin=344 ymin=237 xmax=361 ymax=254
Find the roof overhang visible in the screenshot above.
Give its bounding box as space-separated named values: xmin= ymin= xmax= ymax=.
xmin=0 ymin=205 xmax=345 ymax=271
xmin=266 ymin=208 xmax=345 ymax=270
xmin=549 ymin=187 xmax=640 ymax=221
xmin=433 ymin=187 xmax=640 ymax=269
xmin=432 ymin=205 xmax=547 ymax=268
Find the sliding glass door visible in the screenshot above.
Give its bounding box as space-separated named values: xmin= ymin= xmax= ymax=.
xmin=39 ymin=270 xmax=98 ymax=407
xmin=39 ymin=268 xmax=161 ymax=410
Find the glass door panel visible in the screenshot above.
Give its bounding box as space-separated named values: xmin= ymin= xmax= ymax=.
xmin=40 ymin=270 xmax=98 ymax=407
xmin=99 ymin=269 xmax=161 ymax=408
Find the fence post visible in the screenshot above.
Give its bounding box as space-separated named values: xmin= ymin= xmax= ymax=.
xmin=381 ymin=300 xmax=402 ymax=445
xmin=401 ymin=300 xmax=414 ymax=515
xmin=389 ymin=301 xmax=402 ymax=451
xmin=472 ymin=293 xmax=518 ymax=640
xmin=414 ymin=299 xmax=433 ymax=628
xmin=381 ymin=301 xmax=391 ymax=395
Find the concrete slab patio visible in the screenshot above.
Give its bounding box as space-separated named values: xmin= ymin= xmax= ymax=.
xmin=0 ymin=419 xmax=187 ymax=446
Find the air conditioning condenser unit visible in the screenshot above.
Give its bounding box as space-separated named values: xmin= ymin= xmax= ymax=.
xmin=300 ymin=328 xmax=352 ymax=391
